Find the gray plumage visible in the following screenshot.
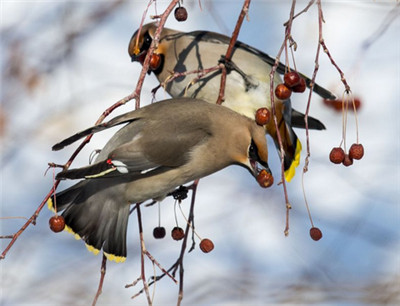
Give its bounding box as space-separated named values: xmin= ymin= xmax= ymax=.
xmin=50 ymin=98 xmax=271 ymax=262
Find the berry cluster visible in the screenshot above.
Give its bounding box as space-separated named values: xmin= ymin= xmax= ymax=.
xmin=153 ymin=225 xmax=214 ymax=253
xmin=254 ymin=109 xmax=274 ymax=188
xmin=323 ymin=97 xmax=361 ymax=112
xmin=275 ymin=71 xmax=306 ymax=100
xmin=329 ymin=143 xmax=364 ymax=167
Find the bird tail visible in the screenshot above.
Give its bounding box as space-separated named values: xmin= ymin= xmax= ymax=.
xmin=267 ymin=103 xmax=301 ymax=182
xmin=268 ymin=104 xmax=326 ymax=181
xmin=47 ymin=179 xmax=130 ymax=263
xmin=267 ymin=116 xmax=301 ymax=182
xmin=291 ymin=109 xmax=326 ymax=130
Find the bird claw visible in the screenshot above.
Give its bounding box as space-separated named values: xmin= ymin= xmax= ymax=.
xmin=168 ymin=185 xmax=189 ymax=201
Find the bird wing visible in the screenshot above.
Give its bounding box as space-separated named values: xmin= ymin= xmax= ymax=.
xmin=55 ymin=104 xmax=212 ymax=180
xmin=180 ymin=30 xmax=336 ymax=100
xmin=52 ymin=109 xmax=144 ymax=151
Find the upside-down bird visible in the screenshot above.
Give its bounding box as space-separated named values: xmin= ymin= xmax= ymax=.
xmin=128 ymin=23 xmax=336 ymax=181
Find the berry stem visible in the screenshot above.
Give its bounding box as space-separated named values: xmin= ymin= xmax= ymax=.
xmin=51 ymin=166 xmax=58 ymax=214
xmin=157 ymin=202 xmax=161 ymax=227
xmin=341 ymin=90 xmax=349 ymax=152
xmin=174 ymin=200 xmax=180 ymax=227
xmin=177 ymin=198 xmax=202 ymax=240
xmin=269 ymin=0 xmax=298 ymax=237
xmin=301 ymin=171 xmax=314 ymax=228
xmin=351 ymin=92 xmax=361 ymax=144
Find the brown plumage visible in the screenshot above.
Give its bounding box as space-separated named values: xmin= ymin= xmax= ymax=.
xmin=49 ymin=98 xmax=271 ymax=262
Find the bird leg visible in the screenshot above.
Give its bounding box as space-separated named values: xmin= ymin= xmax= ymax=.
xmin=168 ymin=185 xmax=189 ymax=201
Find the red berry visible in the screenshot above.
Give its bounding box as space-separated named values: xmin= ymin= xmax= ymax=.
xmin=323 ymin=97 xmax=362 ymax=112
xmin=310 ymin=227 xmax=323 ymax=241
xmin=353 ymin=98 xmax=362 ymax=110
xmin=275 ymin=83 xmax=292 ymax=100
xmin=255 ymin=107 xmax=271 ymax=126
xmin=349 ymin=143 xmax=364 ymax=160
xmin=49 ymin=215 xmax=65 ymax=233
xmin=174 ymin=7 xmax=188 ymax=22
xmin=153 ymin=226 xmax=166 ymax=239
xmin=291 ymin=77 xmax=306 ymax=93
xmin=171 ymin=227 xmax=185 ymax=241
xmin=256 ymin=169 xmax=274 ymax=188
xmin=284 ymin=71 xmax=301 ymax=88
xmin=149 ymin=53 xmax=161 ymax=71
xmin=323 ymin=99 xmax=343 ymax=112
xmin=329 ymin=147 xmax=345 ymax=164
xmin=342 ymin=154 xmax=353 ymax=167
xmin=199 ymin=238 xmax=214 ymax=253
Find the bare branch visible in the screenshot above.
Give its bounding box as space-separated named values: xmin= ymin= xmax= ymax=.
xmin=216 ymin=0 xmax=251 ymax=105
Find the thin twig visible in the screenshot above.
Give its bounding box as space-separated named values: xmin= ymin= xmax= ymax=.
xmin=92 ymin=254 xmax=107 ymax=306
xmin=136 ymin=203 xmax=152 ymax=305
xmin=0 ymin=235 xmax=14 ymax=239
xmin=216 ymin=0 xmax=251 ymax=105
xmin=320 ymin=39 xmax=350 ymax=92
xmin=300 ymin=0 xmax=322 ymax=229
xmin=302 ymin=0 xmax=322 ymax=173
xmin=176 ymin=180 xmax=199 ymax=306
xmin=127 ymin=180 xmax=199 ymax=302
xmin=283 ymin=0 xmax=316 ymax=26
xmin=269 ymin=0 xmax=297 ymax=236
xmin=1 ymin=185 xmax=57 ymax=259
xmin=144 ymin=250 xmax=178 ymax=284
xmin=134 ymin=0 xmax=181 ymax=109
xmin=154 ymin=65 xmax=222 ymax=96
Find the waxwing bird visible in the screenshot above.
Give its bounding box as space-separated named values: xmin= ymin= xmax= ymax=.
xmin=128 ymin=23 xmax=336 ymax=181
xmin=48 ymin=98 xmax=271 ymax=262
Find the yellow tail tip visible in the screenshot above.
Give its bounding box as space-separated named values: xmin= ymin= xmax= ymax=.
xmin=284 ymin=139 xmax=302 ymax=182
xmin=65 ymin=225 xmax=81 ymax=240
xmin=47 ymin=198 xmax=55 ymax=212
xmin=86 ymin=244 xmax=100 ymax=256
xmin=104 ymin=252 xmax=126 ymax=263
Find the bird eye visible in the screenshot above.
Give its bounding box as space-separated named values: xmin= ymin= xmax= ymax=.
xmin=145 ymin=35 xmax=151 ymax=44
xmin=248 ymin=140 xmax=258 ymax=161
xmin=142 ymin=32 xmax=152 ymax=51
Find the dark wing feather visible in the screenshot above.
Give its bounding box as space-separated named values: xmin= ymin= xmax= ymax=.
xmin=55 ymin=103 xmax=212 ymax=180
xmin=52 ymin=111 xmax=142 ymax=151
xmin=182 ymin=30 xmax=336 ymax=100
xmin=291 ymin=109 xmax=326 ymax=130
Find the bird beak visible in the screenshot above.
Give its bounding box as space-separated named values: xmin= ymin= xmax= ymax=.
xmin=131 ymin=51 xmax=146 ymax=63
xmin=249 ymin=157 xmax=272 ymax=178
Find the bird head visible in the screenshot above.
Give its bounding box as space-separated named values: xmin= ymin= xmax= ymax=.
xmin=128 ymin=23 xmax=156 ymax=62
xmin=229 ymin=121 xmax=272 ymax=179
xmin=247 ymin=124 xmax=272 ymax=178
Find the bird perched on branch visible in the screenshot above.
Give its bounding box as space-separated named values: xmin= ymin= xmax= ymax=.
xmin=48 ymin=98 xmax=271 ymax=262
xmin=128 ymin=23 xmax=336 ymax=181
